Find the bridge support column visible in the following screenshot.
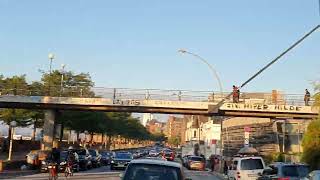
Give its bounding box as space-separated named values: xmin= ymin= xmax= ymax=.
xmin=42 ymin=110 xmax=58 ymax=150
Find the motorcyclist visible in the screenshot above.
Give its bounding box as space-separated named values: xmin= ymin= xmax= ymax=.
xmin=66 ymin=146 xmax=75 ymax=171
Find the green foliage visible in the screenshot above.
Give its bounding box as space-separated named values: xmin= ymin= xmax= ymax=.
xmin=168 ymin=136 xmax=181 ymax=147
xmin=302 ymin=117 xmax=320 ymax=170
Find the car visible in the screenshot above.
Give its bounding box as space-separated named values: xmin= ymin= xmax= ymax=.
xmin=228 ymin=156 xmax=265 ymax=180
xmin=307 ymin=170 xmax=320 ymax=180
xmin=88 ymin=149 xmax=102 ymax=168
xmin=110 ymin=152 xmax=133 ymax=170
xmin=162 ymin=149 xmax=175 ymax=161
xmin=182 ymin=155 xmax=191 ymax=167
xmin=148 ymin=150 xmax=159 ymax=157
xmin=121 ymin=159 xmax=192 ymax=180
xmin=59 ymin=150 xmax=80 ymax=172
xmin=100 ymin=151 xmax=113 ymax=165
xmin=75 ymin=148 xmax=92 ymax=170
xmin=257 ymin=162 xmax=310 ymax=180
xmin=185 ymin=156 xmax=206 ymax=171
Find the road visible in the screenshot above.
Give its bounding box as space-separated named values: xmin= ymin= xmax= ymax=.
xmin=10 ymin=159 xmax=225 ymax=180
xmin=8 ymin=166 xmax=224 ymax=180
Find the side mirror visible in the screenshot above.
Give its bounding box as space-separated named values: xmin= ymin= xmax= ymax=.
xmin=258 ymin=172 xmax=262 ymax=176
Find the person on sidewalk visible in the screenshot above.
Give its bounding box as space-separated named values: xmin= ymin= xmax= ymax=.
xmin=304 ymin=89 xmax=311 ymax=106
xmin=209 ymin=154 xmax=215 ymax=172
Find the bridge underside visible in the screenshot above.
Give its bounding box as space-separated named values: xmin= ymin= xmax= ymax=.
xmin=0 ymin=102 xmax=317 ymax=119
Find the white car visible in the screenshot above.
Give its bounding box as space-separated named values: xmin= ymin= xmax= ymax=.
xmin=307 ymin=170 xmax=320 ymax=180
xmin=228 ymin=156 xmax=265 ymax=180
xmin=148 ymin=150 xmax=158 ymax=157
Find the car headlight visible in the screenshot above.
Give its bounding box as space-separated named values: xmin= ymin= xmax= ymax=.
xmin=111 ymin=160 xmax=114 ymax=163
xmin=41 ymin=161 xmax=46 ymax=165
xmin=60 ymin=162 xmax=66 ymax=165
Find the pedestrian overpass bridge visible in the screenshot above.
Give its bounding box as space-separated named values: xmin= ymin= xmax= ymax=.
xmin=0 ymin=87 xmax=318 ymax=119
xmin=1 ymin=87 xmax=318 ymax=150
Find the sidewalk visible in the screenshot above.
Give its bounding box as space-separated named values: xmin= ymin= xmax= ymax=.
xmin=0 ymin=170 xmax=37 ymax=179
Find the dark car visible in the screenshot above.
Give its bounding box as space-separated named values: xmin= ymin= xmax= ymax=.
xmin=100 ymin=151 xmax=113 ymax=165
xmin=162 ymin=149 xmax=175 ymax=161
xmin=122 ymin=159 xmax=191 ymax=180
xmin=88 ymin=149 xmax=102 ymax=168
xmin=75 ymin=148 xmax=92 ymax=170
xmin=59 ymin=150 xmax=80 ymax=172
xmin=110 ymin=152 xmax=133 ymax=170
xmin=258 ymin=163 xmax=309 ymax=180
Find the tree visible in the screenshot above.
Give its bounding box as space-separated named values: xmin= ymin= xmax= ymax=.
xmin=168 ymin=136 xmax=181 ymax=147
xmin=302 ymin=117 xmax=320 ymax=170
xmin=302 ymin=81 xmax=320 ymax=170
xmin=0 ymin=75 xmax=31 ymax=143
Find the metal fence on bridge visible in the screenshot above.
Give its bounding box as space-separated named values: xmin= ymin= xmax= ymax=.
xmin=0 ymin=86 xmax=314 ymax=106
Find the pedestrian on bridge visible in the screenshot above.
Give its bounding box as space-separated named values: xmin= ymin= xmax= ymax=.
xmin=304 ymin=89 xmax=311 ymax=106
xmin=232 ymin=85 xmax=240 ymax=103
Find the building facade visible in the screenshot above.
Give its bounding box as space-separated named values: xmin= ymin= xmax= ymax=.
xmin=166 ymin=116 xmax=183 ymax=138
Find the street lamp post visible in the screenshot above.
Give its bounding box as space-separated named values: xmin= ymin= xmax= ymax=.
xmin=8 ymin=121 xmax=17 ymax=161
xmin=178 ymin=49 xmax=224 ymax=156
xmin=48 ymin=53 xmax=55 ymax=96
xmin=60 ymin=64 xmax=66 ymax=96
xmin=178 ymin=49 xmax=223 ymax=98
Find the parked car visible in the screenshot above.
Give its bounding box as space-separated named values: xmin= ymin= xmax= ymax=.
xmin=88 ymin=149 xmax=102 ymax=168
xmin=59 ymin=150 xmax=80 ymax=172
xmin=100 ymin=151 xmax=112 ymax=165
xmin=110 ymin=152 xmax=133 ymax=170
xmin=307 ymin=170 xmax=320 ymax=180
xmin=185 ymin=156 xmax=206 ymax=171
xmin=122 ymin=159 xmax=191 ymax=180
xmin=75 ymin=148 xmax=92 ymax=170
xmin=257 ymin=162 xmax=309 ymax=180
xmin=228 ymin=156 xmax=265 ymax=180
xmin=162 ymin=149 xmax=175 ymax=161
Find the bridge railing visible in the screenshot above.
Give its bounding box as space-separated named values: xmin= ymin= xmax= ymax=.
xmin=0 ymin=86 xmax=315 ymax=106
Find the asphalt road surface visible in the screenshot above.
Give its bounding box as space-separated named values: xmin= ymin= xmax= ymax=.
xmin=9 ymin=166 xmax=224 ymax=180
xmin=10 ymin=159 xmax=225 ymax=180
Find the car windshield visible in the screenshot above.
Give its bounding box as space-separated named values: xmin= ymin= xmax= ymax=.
xmin=77 ymin=150 xmax=87 ymax=155
xmin=189 ymin=157 xmax=203 ymax=162
xmin=240 ymin=159 xmax=264 ymax=170
xmin=282 ymin=165 xmax=309 ymax=177
xmin=116 ymin=153 xmax=132 ymax=159
xmin=124 ymin=164 xmax=182 ymax=180
xmin=89 ymin=150 xmax=96 ymax=156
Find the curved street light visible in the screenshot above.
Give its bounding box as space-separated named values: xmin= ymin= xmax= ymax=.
xmin=178 ymin=49 xmax=224 ymax=156
xmin=178 ymin=49 xmax=223 ymax=98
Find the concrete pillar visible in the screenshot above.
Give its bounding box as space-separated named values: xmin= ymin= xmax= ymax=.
xmin=42 ymin=110 xmax=57 ymax=150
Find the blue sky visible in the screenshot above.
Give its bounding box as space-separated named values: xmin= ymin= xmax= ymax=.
xmin=1 ymin=0 xmax=319 ymax=94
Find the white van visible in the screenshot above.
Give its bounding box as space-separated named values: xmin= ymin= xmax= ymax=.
xmin=228 ymin=156 xmax=265 ymax=180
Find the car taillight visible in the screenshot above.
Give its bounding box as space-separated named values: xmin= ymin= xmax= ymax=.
xmin=278 ymin=178 xmax=289 ymax=180
xmin=237 ymin=172 xmax=240 ymax=180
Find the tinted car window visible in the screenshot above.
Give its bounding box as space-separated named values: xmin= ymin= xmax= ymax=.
xmin=77 ymin=150 xmax=87 ymax=155
xmin=189 ymin=157 xmax=204 ymax=161
xmin=124 ymin=164 xmax=181 ymax=180
xmin=116 ymin=153 xmax=132 ymax=159
xmin=60 ymin=151 xmax=68 ymax=160
xmin=282 ymin=165 xmax=309 ymax=177
xmin=240 ymin=159 xmax=263 ymax=170
xmin=89 ymin=150 xmax=96 ymax=156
